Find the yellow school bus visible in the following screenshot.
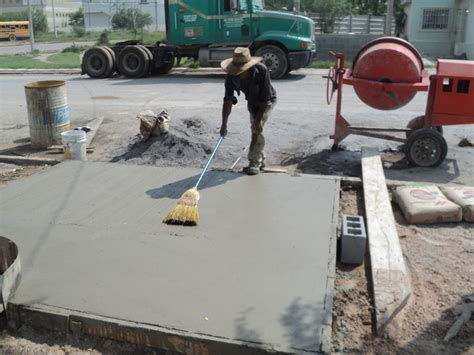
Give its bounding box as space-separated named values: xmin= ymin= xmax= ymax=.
xmin=0 ymin=21 xmax=30 ymax=41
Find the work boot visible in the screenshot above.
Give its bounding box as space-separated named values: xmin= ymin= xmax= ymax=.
xmin=244 ymin=161 xmax=261 ymax=175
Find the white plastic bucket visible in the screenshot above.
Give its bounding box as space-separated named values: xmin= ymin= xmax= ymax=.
xmin=61 ymin=130 xmax=87 ymax=161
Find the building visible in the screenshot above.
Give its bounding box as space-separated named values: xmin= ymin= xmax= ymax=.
xmin=43 ymin=0 xmax=81 ymax=33
xmin=82 ymin=0 xmax=165 ymax=32
xmin=401 ymin=0 xmax=473 ymax=59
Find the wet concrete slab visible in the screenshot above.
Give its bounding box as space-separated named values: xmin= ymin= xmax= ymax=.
xmin=0 ymin=161 xmax=339 ymax=354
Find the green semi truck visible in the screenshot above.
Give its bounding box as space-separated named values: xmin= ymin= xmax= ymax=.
xmin=82 ymin=0 xmax=315 ymax=80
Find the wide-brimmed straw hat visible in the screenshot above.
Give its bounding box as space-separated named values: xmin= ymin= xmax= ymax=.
xmin=221 ymin=47 xmax=262 ymax=76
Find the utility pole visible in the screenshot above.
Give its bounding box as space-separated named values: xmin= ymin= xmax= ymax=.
xmin=155 ymin=0 xmax=158 ymax=32
xmin=27 ymin=0 xmax=35 ymax=52
xmin=52 ymin=0 xmax=58 ymax=38
xmin=294 ymin=0 xmax=300 ymax=15
xmin=385 ymin=0 xmax=394 ymax=36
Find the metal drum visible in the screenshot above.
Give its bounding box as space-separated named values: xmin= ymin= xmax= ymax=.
xmin=24 ymin=80 xmax=71 ymax=148
xmin=351 ymin=38 xmax=424 ymax=110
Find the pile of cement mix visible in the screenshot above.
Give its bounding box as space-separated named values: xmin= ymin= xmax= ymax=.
xmin=112 ymin=117 xmax=215 ymax=167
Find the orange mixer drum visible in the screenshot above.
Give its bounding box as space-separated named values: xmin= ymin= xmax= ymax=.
xmin=351 ymin=37 xmax=425 ymax=110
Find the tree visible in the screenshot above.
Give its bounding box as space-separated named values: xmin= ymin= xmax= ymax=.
xmin=112 ymin=8 xmax=152 ymax=37
xmin=348 ymin=0 xmax=386 ymax=15
xmin=0 ymin=9 xmax=48 ymax=33
xmin=303 ymin=0 xmax=353 ymax=33
xmin=68 ymin=8 xmax=85 ymax=36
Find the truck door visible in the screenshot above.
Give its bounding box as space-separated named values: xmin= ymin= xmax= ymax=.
xmin=219 ymin=0 xmax=252 ymax=44
xmin=172 ymin=1 xmax=209 ymax=45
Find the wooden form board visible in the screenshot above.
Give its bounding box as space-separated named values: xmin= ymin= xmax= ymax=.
xmin=362 ymin=147 xmax=411 ymax=334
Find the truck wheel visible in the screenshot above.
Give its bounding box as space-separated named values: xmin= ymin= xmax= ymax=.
xmin=406 ymin=116 xmax=443 ymax=138
xmin=83 ymin=47 xmax=114 ymax=79
xmin=155 ymin=57 xmax=174 ymax=75
xmin=117 ymin=46 xmax=148 ymax=78
xmin=404 ymin=128 xmax=447 ymax=167
xmin=137 ymin=45 xmax=153 ymax=77
xmin=8 ymin=34 xmax=17 ymax=41
xmin=255 ymin=45 xmax=288 ymax=80
xmin=102 ymin=46 xmax=116 ymax=77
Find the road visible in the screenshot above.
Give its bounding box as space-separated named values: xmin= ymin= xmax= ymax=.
xmin=0 ymin=41 xmax=95 ymax=55
xmin=1 ymin=69 xmax=473 ymax=184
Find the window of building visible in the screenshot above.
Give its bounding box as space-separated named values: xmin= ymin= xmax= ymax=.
xmin=457 ymin=80 xmax=470 ymax=94
xmin=422 ymin=8 xmax=450 ymax=30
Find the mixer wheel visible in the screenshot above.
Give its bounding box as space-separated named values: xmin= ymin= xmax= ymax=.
xmin=405 ymin=128 xmax=447 ymax=167
xmin=406 ymin=116 xmax=443 ymax=138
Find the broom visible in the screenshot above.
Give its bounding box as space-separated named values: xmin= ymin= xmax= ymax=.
xmin=163 ymin=135 xmax=224 ymax=226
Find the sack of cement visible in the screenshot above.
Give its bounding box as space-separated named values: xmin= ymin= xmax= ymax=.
xmin=393 ymin=185 xmax=462 ymax=224
xmin=137 ymin=110 xmax=170 ymax=139
xmin=439 ymin=185 xmax=474 ymax=222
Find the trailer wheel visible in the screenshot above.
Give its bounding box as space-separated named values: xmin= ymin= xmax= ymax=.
xmin=8 ymin=34 xmax=17 ymax=41
xmin=406 ymin=116 xmax=443 ymax=138
xmin=83 ymin=47 xmax=114 ymax=79
xmin=137 ymin=45 xmax=153 ymax=77
xmin=117 ymin=46 xmax=148 ymax=78
xmin=405 ymin=128 xmax=447 ymax=167
xmin=255 ymin=45 xmax=288 ymax=80
xmin=102 ymin=46 xmax=116 ymax=77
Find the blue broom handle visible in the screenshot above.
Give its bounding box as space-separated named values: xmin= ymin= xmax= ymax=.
xmin=194 ymin=135 xmax=224 ymax=189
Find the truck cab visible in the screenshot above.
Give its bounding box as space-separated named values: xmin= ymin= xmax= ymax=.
xmin=166 ymin=0 xmax=316 ymax=79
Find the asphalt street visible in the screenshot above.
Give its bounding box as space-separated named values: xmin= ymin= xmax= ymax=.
xmin=1 ymin=68 xmax=473 ymax=184
xmin=0 ymin=41 xmax=95 ymax=55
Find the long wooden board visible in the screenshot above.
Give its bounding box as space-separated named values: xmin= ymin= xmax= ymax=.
xmin=362 ymin=147 xmax=411 ymax=334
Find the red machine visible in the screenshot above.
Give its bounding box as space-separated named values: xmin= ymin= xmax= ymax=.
xmin=326 ymin=37 xmax=474 ymax=167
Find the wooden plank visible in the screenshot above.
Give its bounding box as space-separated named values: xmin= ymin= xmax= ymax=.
xmin=362 ymin=147 xmax=411 ymax=334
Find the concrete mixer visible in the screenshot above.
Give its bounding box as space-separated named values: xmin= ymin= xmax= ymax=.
xmin=326 ymin=37 xmax=474 ymax=167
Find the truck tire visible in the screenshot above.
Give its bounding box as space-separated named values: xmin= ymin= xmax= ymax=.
xmin=255 ymin=45 xmax=288 ymax=80
xmin=137 ymin=45 xmax=153 ymax=77
xmin=83 ymin=47 xmax=114 ymax=79
xmin=102 ymin=46 xmax=116 ymax=77
xmin=117 ymin=46 xmax=148 ymax=78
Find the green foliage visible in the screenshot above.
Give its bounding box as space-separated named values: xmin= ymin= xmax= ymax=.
xmin=68 ymin=8 xmax=84 ymax=27
xmin=347 ymin=0 xmax=385 ymax=15
xmin=68 ymin=7 xmax=85 ymax=36
xmin=96 ymin=30 xmax=110 ymax=46
xmin=0 ymin=8 xmax=48 ymax=33
xmin=62 ymin=44 xmax=89 ymax=53
xmin=0 ymin=52 xmax=79 ymax=69
xmin=304 ymin=0 xmax=353 ymax=33
xmin=112 ymin=8 xmax=153 ymax=37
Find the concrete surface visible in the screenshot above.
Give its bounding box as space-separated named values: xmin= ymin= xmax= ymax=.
xmin=0 ymin=161 xmax=340 ymax=354
xmin=1 ymin=70 xmax=472 ymax=185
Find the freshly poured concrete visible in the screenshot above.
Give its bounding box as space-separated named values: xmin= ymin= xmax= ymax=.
xmin=0 ymin=161 xmax=339 ymax=354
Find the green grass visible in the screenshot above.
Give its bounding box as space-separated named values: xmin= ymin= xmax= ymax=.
xmin=0 ymin=52 xmax=80 ymax=69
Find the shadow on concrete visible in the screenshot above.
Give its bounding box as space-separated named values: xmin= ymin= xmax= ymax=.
xmin=279 ymin=298 xmax=322 ymax=352
xmin=146 ymin=169 xmax=243 ymax=200
xmin=234 ymin=307 xmax=263 ymax=344
xmin=279 ymin=73 xmax=307 ymax=82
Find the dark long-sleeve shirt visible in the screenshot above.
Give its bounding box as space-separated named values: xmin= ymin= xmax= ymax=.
xmin=224 ymin=62 xmax=277 ymax=113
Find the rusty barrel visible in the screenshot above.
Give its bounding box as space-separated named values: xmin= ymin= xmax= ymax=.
xmin=351 ymin=37 xmax=424 ymax=110
xmin=24 ymin=80 xmax=70 ymax=148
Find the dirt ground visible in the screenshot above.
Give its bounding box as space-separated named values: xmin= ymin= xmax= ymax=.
xmin=335 ymin=189 xmax=474 ymax=355
xmin=0 ymin=164 xmax=473 ymax=354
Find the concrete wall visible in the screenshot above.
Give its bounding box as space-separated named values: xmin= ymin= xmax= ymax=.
xmin=316 ymin=33 xmax=382 ymax=61
xmin=405 ymin=0 xmax=457 ymax=57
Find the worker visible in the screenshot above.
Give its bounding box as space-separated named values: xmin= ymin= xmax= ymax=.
xmin=220 ymin=47 xmax=277 ymax=175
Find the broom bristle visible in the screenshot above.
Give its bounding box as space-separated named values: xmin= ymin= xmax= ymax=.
xmin=163 ymin=188 xmax=200 ymax=226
